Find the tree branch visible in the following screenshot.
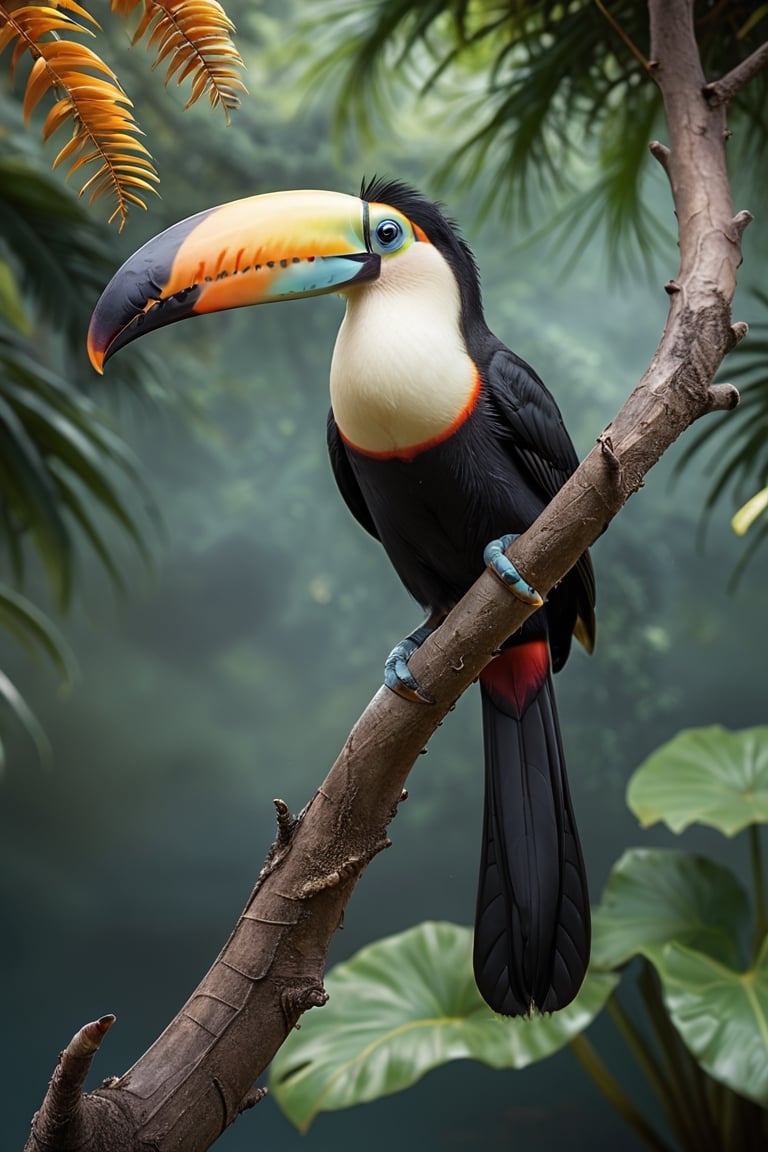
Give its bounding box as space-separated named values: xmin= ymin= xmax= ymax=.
xmin=24 ymin=2 xmax=758 ymax=1149
xmin=703 ymin=38 xmax=768 ymax=107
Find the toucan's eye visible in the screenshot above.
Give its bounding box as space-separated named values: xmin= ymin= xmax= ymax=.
xmin=374 ymin=219 xmax=405 ymax=252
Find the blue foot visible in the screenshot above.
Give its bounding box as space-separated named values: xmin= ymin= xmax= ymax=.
xmin=484 ymin=534 xmax=544 ymax=607
xmin=384 ymin=624 xmax=436 ymax=704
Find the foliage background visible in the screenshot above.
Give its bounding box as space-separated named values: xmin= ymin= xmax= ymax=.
xmin=1 ymin=1 xmax=767 ymax=1148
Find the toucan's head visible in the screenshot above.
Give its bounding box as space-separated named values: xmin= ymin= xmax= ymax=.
xmin=87 ymin=179 xmax=483 ymax=373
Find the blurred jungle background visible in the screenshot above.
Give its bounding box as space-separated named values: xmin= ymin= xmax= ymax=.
xmin=1 ymin=1 xmax=767 ymax=1149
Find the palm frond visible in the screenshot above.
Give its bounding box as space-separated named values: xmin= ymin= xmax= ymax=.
xmin=0 ymin=386 xmax=72 ymax=607
xmin=732 ymin=486 xmax=768 ymax=536
xmin=296 ymin=0 xmax=768 ymax=263
xmin=0 ymin=582 xmax=77 ymax=683
xmin=112 ymin=0 xmax=247 ymax=123
xmin=0 ymin=136 xmax=173 ymax=398
xmin=0 ymin=330 xmax=156 ymax=611
xmin=0 ymin=151 xmax=115 ymax=346
xmin=0 ymin=583 xmax=78 ymax=768
xmin=0 ymin=665 xmax=52 ymax=767
xmin=0 ymin=0 xmax=159 ymax=230
xmin=0 ymin=255 xmax=30 ymax=334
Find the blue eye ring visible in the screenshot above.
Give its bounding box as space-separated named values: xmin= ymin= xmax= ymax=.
xmin=374 ymin=218 xmax=405 ymax=252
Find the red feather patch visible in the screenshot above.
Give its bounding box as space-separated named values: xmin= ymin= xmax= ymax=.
xmin=479 ymin=640 xmax=550 ymax=718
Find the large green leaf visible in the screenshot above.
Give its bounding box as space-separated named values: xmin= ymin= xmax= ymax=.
xmin=657 ymin=935 xmax=768 ymax=1107
xmin=592 ymin=848 xmax=749 ymax=971
xmin=270 ymin=921 xmax=617 ymax=1132
xmin=627 ymin=726 xmax=768 ymax=836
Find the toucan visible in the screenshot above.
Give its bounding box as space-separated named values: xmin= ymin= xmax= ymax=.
xmin=88 ymin=179 xmax=596 ymax=1016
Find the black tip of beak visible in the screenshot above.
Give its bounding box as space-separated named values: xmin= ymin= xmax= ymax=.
xmin=100 ymin=284 xmax=204 ymax=367
xmin=88 ymin=207 xmax=217 ymax=371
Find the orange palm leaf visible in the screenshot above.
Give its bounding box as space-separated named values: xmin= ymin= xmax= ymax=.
xmin=112 ymin=0 xmax=247 ymax=123
xmin=0 ymin=1 xmax=159 ymax=230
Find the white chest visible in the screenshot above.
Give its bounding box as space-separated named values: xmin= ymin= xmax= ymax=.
xmin=329 ymin=244 xmax=479 ymax=457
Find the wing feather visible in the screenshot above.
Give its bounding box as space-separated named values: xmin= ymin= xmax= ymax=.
xmin=486 ymin=348 xmax=596 ymax=656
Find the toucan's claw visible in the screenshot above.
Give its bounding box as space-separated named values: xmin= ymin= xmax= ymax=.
xmin=484 ymin=535 xmax=544 ymax=607
xmin=384 ymin=625 xmax=436 ymax=704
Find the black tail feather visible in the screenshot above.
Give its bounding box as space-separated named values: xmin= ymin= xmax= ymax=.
xmin=473 ymin=670 xmax=590 ymax=1016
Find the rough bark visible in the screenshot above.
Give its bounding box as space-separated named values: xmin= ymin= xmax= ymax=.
xmin=24 ymin=2 xmax=766 ymax=1149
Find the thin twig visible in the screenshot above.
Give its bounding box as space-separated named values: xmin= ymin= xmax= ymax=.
xmin=703 ymin=39 xmax=768 ymax=106
xmin=649 ymin=139 xmax=671 ymax=173
xmin=594 ymin=0 xmax=655 ymax=74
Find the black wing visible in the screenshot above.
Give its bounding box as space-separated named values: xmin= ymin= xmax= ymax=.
xmin=326 ymin=409 xmax=380 ymax=541
xmin=486 ymin=349 xmax=580 ymax=498
xmin=486 ymin=348 xmax=596 ymax=661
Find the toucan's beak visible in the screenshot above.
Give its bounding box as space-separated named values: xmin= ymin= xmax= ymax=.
xmin=87 ymin=190 xmax=380 ymax=373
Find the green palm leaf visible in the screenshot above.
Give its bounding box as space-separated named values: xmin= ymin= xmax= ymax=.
xmin=0 ymin=137 xmax=166 ymax=393
xmin=0 ymin=153 xmax=115 ymax=348
xmin=0 ymin=388 xmax=72 ymax=607
xmin=0 ymin=340 xmax=154 ymax=610
xmin=0 ymin=584 xmax=78 ymax=767
xmin=0 ymin=120 xmax=161 ymax=761
xmin=0 ymin=667 xmax=51 ymax=768
xmin=297 ymin=0 xmax=768 ymax=263
xmin=0 ymin=583 xmax=76 ymax=683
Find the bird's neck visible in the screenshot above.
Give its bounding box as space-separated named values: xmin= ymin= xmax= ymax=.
xmin=329 ymin=245 xmax=480 ymax=459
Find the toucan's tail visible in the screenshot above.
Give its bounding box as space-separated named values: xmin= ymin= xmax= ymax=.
xmin=473 ymin=640 xmax=590 ymax=1016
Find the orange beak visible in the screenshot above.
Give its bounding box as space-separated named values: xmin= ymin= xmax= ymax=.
xmin=87 ymin=190 xmax=381 ymax=373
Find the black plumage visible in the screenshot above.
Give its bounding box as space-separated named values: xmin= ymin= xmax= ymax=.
xmin=327 ymin=179 xmax=595 ymax=1015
